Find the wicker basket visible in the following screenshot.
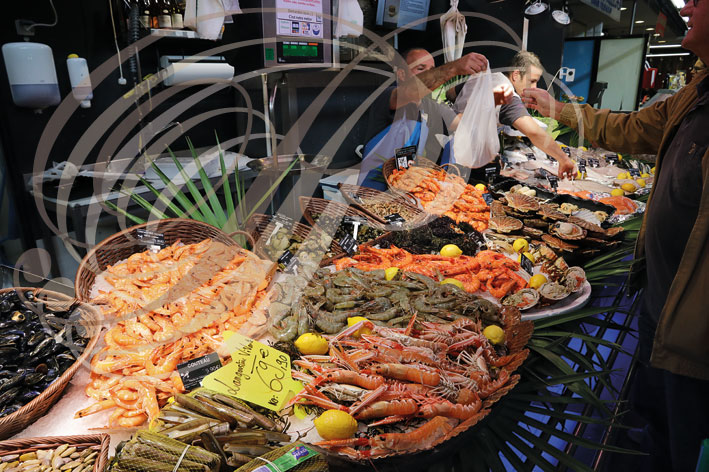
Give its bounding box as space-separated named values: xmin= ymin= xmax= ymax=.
xmin=382 ymin=157 xmax=447 ymax=195
xmin=0 ymin=434 xmax=109 ymax=472
xmin=337 ymin=183 xmax=428 ymax=225
xmin=0 ymin=288 xmax=101 ymax=440
xmin=75 ymin=219 xmax=237 ymax=302
xmin=244 ymin=214 xmax=346 ymax=267
xmin=298 ymin=197 xmax=391 ymax=248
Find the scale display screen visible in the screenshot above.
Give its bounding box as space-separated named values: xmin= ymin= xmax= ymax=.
xmin=261 ymin=0 xmax=331 ymax=66
xmin=278 ymin=41 xmax=323 ymax=62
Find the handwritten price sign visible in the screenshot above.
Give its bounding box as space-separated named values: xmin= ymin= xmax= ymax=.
xmin=202 ymin=333 xmax=302 ymax=411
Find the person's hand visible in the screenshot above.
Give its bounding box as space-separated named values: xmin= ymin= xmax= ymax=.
xmin=454 ymin=53 xmax=488 ymax=76
xmin=493 ymin=83 xmax=513 ymax=106
xmin=522 ymin=88 xmax=557 ymax=118
xmin=557 ymin=156 xmax=576 ymax=179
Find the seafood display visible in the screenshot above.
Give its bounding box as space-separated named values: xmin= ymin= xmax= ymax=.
xmin=268 ymin=267 xmax=505 ymax=341
xmin=388 ymin=165 xmax=490 ymax=231
xmin=0 ymin=289 xmax=89 ymax=417
xmin=80 ymin=239 xmax=274 ymax=428
xmin=0 ymin=442 xmax=101 ymax=472
xmin=598 ymin=195 xmax=640 ymax=216
xmin=249 ymin=216 xmax=339 ymax=266
xmin=152 ymin=389 xmax=292 ymax=468
xmin=291 ymin=311 xmax=532 ymax=459
xmin=335 ymin=247 xmax=527 ymax=300
xmin=109 ymin=430 xmax=221 ymax=472
xmin=378 ymin=216 xmax=485 ymax=256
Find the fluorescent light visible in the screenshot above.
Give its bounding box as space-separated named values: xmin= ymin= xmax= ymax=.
xmin=658 ymin=40 xmax=666 ymax=43
xmin=645 ymin=27 xmax=654 ymax=30
xmin=620 ymin=6 xmax=627 ymax=10
xmin=653 ymin=33 xmax=661 ymax=36
xmin=635 ymin=20 xmax=645 ymax=23
xmin=649 ymin=43 xmax=684 ymax=48
xmin=646 ymin=52 xmax=691 ymax=57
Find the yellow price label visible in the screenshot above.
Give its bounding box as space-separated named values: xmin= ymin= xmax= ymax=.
xmin=202 ymin=333 xmax=301 ymax=412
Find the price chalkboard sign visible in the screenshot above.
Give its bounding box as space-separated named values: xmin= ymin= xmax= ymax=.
xmin=135 ymin=229 xmax=166 ymax=252
xmin=395 ymin=145 xmax=417 ymax=170
xmin=629 ymin=168 xmax=641 ymax=178
xmin=485 ymin=166 xmax=497 ymax=184
xmin=520 ymin=253 xmax=534 ymax=275
xmin=482 ymin=193 xmax=494 ymax=205
xmin=384 ymin=213 xmax=406 ymax=226
xmin=547 ymin=174 xmax=559 ymax=190
xmin=277 ymin=250 xmax=299 ymax=273
xmin=177 ymin=352 xmax=222 ymax=391
xmin=339 ymin=233 xmax=358 ymax=256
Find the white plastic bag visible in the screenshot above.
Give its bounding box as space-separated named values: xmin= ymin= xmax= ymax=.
xmin=440 ymin=0 xmax=467 ymax=63
xmin=336 ymin=0 xmax=364 ymax=37
xmin=453 ymin=69 xmax=499 ymax=168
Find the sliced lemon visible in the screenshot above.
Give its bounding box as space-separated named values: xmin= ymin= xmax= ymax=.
xmin=475 ymin=183 xmax=486 ymax=192
xmin=611 ymin=188 xmax=625 ymax=197
xmin=294 ymin=333 xmax=329 ymax=355
xmin=636 ymin=179 xmax=646 ymax=188
xmin=441 ymin=278 xmax=464 ymax=290
xmin=518 ymin=252 xmax=536 ymax=264
xmin=616 ymin=172 xmax=627 ymax=180
xmin=512 ymin=238 xmax=529 ymax=254
xmin=440 ymin=244 xmax=463 ymax=258
xmin=640 ymin=172 xmax=650 ymax=178
xmin=384 ymin=267 xmax=399 ymax=280
xmin=483 ymin=325 xmax=505 ymax=345
xmin=651 ymin=166 xmax=656 ymax=174
xmin=347 ymin=316 xmax=372 ymax=337
xmin=313 ymin=410 xmax=358 ymax=440
xmin=529 ymin=273 xmax=548 ymax=289
xmin=621 ymin=183 xmax=637 ymax=193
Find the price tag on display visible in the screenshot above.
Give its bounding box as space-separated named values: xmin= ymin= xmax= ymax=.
xmin=578 ymin=162 xmax=587 ymax=175
xmin=629 ymin=168 xmax=641 ymax=178
xmin=520 ymin=253 xmax=534 ymax=275
xmin=482 ymin=193 xmax=494 ymax=205
xmin=395 ymin=145 xmax=417 ymax=170
xmin=202 ymin=333 xmax=302 ymax=412
xmin=547 ymin=174 xmax=559 ymax=191
xmin=589 ymin=158 xmax=600 ymax=168
xmin=485 ymin=166 xmax=497 ymax=184
xmin=177 ymin=352 xmax=222 ymax=391
xmin=347 ymin=192 xmax=364 ymax=205
xmin=525 ymin=152 xmax=536 ymax=161
xmin=338 ymin=233 xmax=358 ymax=256
xmin=500 ymin=155 xmax=511 ymax=169
xmin=277 ymin=250 xmax=299 ymax=273
xmin=384 ymin=213 xmax=406 ymax=226
xmin=605 ymin=153 xmax=619 ymax=164
xmin=135 ymin=229 xmax=166 ymax=252
xmin=562 ymin=147 xmax=571 ymax=156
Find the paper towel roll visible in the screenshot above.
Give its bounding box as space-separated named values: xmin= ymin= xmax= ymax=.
xmin=164 ymin=62 xmax=235 ymax=86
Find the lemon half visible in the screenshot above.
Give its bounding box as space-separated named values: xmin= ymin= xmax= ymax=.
xmin=483 ymin=325 xmax=505 ymax=345
xmin=347 ymin=316 xmax=372 ymax=338
xmin=313 ymin=410 xmax=358 ymax=440
xmin=529 ymin=274 xmax=548 ymax=289
xmin=440 ymin=244 xmax=463 ymax=258
xmin=441 ymin=278 xmax=464 ymax=289
xmin=294 ymin=333 xmax=329 ymax=355
xmin=611 ymin=188 xmax=625 ymax=197
xmin=385 ymin=267 xmax=399 ymax=280
xmin=512 ymin=238 xmax=529 ymax=254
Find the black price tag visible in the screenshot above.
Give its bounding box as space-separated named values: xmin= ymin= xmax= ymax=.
xmin=562 ymin=147 xmax=571 ymax=156
xmin=343 ymin=215 xmax=368 ymax=226
xmin=500 ymin=155 xmax=511 ymax=169
xmin=384 ymin=213 xmax=406 ymax=226
xmin=547 ymin=174 xmax=559 ymax=191
xmin=277 ymin=250 xmax=299 ymax=273
xmin=605 ymin=153 xmax=619 ymax=164
xmin=395 ymin=145 xmax=417 ymax=170
xmin=579 ymin=158 xmax=587 ymax=167
xmin=578 ymin=163 xmax=587 ymax=174
xmin=177 ymin=352 xmax=222 ymax=391
xmin=485 ymin=166 xmax=497 ymax=184
xmin=520 ymin=253 xmax=534 ymax=275
xmin=589 ymin=158 xmax=600 ymax=168
xmin=482 ymin=193 xmax=494 ymax=205
xmin=339 ymin=233 xmax=358 ymax=256
xmin=348 ymin=192 xmax=364 ymax=205
xmin=525 ymin=152 xmax=536 ymax=161
xmin=136 ymin=229 xmax=166 ymax=252
xmin=629 ymin=168 xmax=641 ymax=178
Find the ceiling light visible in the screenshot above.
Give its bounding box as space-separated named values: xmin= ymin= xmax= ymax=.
xmin=552 ymin=1 xmax=571 ymax=25
xmin=646 ymin=52 xmax=690 ymax=57
xmin=524 ymin=0 xmax=549 ymax=16
xmin=653 ymin=33 xmax=661 ymax=36
xmin=620 ymin=6 xmax=627 ymax=10
xmin=645 ymin=27 xmax=654 ymax=30
xmin=658 ymin=40 xmax=666 ymax=43
xmin=649 ymin=43 xmax=684 ymax=47
xmin=635 ymin=20 xmax=645 ymax=23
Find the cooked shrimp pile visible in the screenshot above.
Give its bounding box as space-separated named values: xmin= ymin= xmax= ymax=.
xmin=389 ymin=166 xmax=490 ymax=231
xmin=78 ymin=239 xmax=274 ymax=428
xmin=335 ymin=247 xmax=527 ymax=299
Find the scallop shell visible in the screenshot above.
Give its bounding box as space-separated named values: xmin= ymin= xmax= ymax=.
xmin=541 ymin=234 xmax=578 ymax=252
xmin=563 ymin=266 xmax=586 ymax=293
xmin=568 ymin=215 xmax=605 ymax=234
xmin=538 ymin=282 xmax=571 ymax=303
xmin=549 ymin=222 xmax=587 ymax=241
xmin=489 ymin=216 xmax=523 ymax=233
xmin=505 ymin=192 xmax=540 ymax=212
xmin=525 ymin=219 xmax=550 ymax=229
xmin=538 ymin=204 xmax=567 ymax=221
xmin=521 ymin=226 xmax=545 ymax=238
xmin=501 ymin=288 xmax=540 ymax=311
xmin=490 ymin=201 xmax=507 ymax=218
xmin=569 ymin=210 xmax=603 ymax=227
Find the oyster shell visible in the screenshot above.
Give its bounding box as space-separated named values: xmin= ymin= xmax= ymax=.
xmin=538 ymin=204 xmax=567 ymax=221
xmin=541 ymin=234 xmax=578 ymax=252
xmin=563 ymin=266 xmax=586 ymax=293
xmin=504 ymin=192 xmax=540 ymax=212
xmin=501 ymin=288 xmax=540 ymax=311
xmin=489 ymin=216 xmax=523 ymax=233
xmin=521 ymin=226 xmax=545 ymax=238
xmin=538 ymin=282 xmax=570 ymax=303
xmin=549 ymin=222 xmax=587 ymax=241
xmin=568 ymin=216 xmax=605 ymax=234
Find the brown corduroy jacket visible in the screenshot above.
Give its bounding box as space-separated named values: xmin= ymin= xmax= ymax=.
xmin=557 ymin=70 xmax=709 ymax=380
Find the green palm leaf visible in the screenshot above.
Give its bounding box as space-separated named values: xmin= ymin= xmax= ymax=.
xmin=167 ymin=147 xmax=220 ymax=227
xmin=185 ymin=137 xmax=227 ymax=227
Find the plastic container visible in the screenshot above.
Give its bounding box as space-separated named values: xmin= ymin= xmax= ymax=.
xmin=2 ymin=42 xmax=60 ymax=109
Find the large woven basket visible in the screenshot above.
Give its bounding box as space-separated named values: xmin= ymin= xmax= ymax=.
xmin=0 ymin=288 xmax=101 ymax=440
xmin=244 ymin=214 xmax=346 ymax=267
xmin=0 ymin=434 xmax=109 ymax=472
xmin=75 ymin=219 xmax=237 ymax=302
xmin=337 ymin=183 xmax=430 ymax=229
xmin=298 ymin=197 xmax=391 ymax=248
xmin=382 ymin=157 xmax=451 ymax=195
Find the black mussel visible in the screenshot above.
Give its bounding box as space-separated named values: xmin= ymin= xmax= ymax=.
xmin=0 ymin=290 xmax=19 ymax=305
xmin=30 ymin=337 xmax=55 ymax=358
xmin=55 ymin=352 xmax=76 ymax=368
xmin=0 ymin=374 xmax=24 ymax=393
xmin=26 ymin=331 xmax=46 ymax=348
xmin=24 ymin=372 xmax=45 ymax=386
xmin=21 ymin=356 xmax=41 ymax=368
xmin=0 ymin=300 xmax=11 ymax=313
xmin=0 ymin=387 xmax=20 ymax=407
xmin=0 ymin=346 xmax=19 ymax=358
xmin=0 ymin=321 xmax=12 ymax=330
xmin=34 ymin=363 xmax=48 ymax=375
xmin=43 ymin=315 xmax=65 ymax=331
xmin=24 ymin=309 xmax=39 ymax=322
xmin=10 ymin=311 xmax=25 ymax=323
xmin=18 ymin=390 xmax=40 ymax=404
xmin=0 ymin=334 xmax=20 ymax=346
xmin=45 ymin=368 xmax=58 ymax=382
xmin=0 ymin=370 xmax=14 ymax=378
xmin=24 ymin=291 xmax=34 ymax=302
xmin=0 ymin=405 xmax=19 ymax=417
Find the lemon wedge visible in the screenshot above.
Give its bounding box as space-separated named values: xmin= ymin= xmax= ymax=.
xmin=347 ymin=316 xmax=372 ymax=337
xmin=441 ymin=278 xmax=464 ymax=289
xmin=636 ymin=179 xmax=646 ymax=188
xmin=384 ymin=267 xmax=399 ymax=280
xmin=294 ymin=333 xmax=329 ymax=355
xmin=483 ymin=325 xmax=505 ymax=345
xmin=440 ymin=244 xmax=463 ymax=258
xmin=611 ymin=188 xmax=625 ymax=197
xmin=529 ymin=273 xmax=547 ymax=289
xmin=313 ymin=410 xmax=358 ymax=440
xmin=512 ymin=238 xmax=529 ymax=254
xmin=475 ymin=183 xmax=486 ymax=192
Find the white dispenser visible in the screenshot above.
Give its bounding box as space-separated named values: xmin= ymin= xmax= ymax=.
xmin=66 ymin=54 xmax=93 ymax=108
xmin=2 ymin=42 xmax=61 ymax=110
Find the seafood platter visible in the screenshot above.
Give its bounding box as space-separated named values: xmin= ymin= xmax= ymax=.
xmin=337 ymin=183 xmax=431 ymax=229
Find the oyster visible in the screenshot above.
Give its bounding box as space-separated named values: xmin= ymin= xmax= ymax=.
xmin=504 ymin=192 xmax=540 ymax=212
xmin=549 ymin=222 xmax=587 ymax=241
xmin=559 ymin=203 xmax=579 ymax=215
xmin=538 ymin=282 xmax=571 ymax=304
xmin=489 ymin=216 xmax=523 ymax=233
xmin=501 ymin=288 xmax=540 ymax=311
xmin=490 ymin=201 xmax=507 ymax=218
xmin=567 ymin=216 xmax=605 ymax=234
xmin=538 ymin=204 xmax=567 ymax=221
xmin=563 ymin=266 xmax=587 ymax=293
xmin=541 ymin=234 xmax=578 ymax=252
xmin=521 ymin=226 xmax=545 ymax=238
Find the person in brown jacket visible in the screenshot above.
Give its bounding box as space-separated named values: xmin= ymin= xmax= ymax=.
xmin=522 ymin=0 xmax=709 ymax=470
